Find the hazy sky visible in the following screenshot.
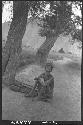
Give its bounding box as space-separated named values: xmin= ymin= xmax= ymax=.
xmin=2 ymin=1 xmax=82 ymax=29
xmin=2 ymin=2 xmax=13 ymax=23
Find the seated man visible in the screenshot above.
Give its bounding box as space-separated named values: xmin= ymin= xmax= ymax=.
xmin=24 ymin=62 xmax=54 ymax=101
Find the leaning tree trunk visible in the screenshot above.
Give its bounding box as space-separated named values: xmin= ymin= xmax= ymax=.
xmin=2 ymin=1 xmax=29 ymax=86
xmin=36 ymin=34 xmax=58 ymax=65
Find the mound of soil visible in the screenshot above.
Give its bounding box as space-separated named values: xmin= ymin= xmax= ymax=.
xmin=15 ymin=64 xmax=44 ymax=86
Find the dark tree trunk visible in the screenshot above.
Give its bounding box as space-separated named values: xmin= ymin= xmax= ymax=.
xmin=2 ymin=1 xmax=29 ymax=86
xmin=36 ymin=19 xmax=62 ymax=65
xmin=36 ymin=35 xmax=58 ymax=65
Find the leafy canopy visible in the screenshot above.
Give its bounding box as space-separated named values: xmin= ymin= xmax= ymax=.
xmin=37 ymin=1 xmax=82 ymax=41
xmin=2 ymin=1 xmax=82 ymax=41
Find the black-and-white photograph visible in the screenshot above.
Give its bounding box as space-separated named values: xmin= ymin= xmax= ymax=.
xmin=2 ymin=1 xmax=82 ymax=121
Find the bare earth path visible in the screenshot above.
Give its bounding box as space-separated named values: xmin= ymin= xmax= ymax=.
xmin=2 ymin=58 xmax=81 ymax=121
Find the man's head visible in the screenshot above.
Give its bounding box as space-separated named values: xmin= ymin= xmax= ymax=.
xmin=45 ymin=62 xmax=54 ymax=73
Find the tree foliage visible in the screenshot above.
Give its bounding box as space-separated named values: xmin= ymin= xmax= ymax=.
xmin=38 ymin=1 xmax=82 ymax=41
xmin=72 ymin=29 xmax=82 ymax=41
xmin=2 ymin=1 xmax=82 ymax=41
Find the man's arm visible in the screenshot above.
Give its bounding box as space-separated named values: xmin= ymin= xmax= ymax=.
xmin=44 ymin=77 xmax=54 ymax=86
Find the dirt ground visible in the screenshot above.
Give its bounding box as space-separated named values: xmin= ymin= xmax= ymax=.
xmin=2 ymin=56 xmax=81 ymax=121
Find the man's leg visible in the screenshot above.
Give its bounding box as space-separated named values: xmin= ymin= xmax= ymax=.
xmin=37 ymin=87 xmax=53 ymax=102
xmin=37 ymin=86 xmax=46 ymax=100
xmin=24 ymin=82 xmax=38 ymax=97
xmin=32 ymin=87 xmax=44 ymax=101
